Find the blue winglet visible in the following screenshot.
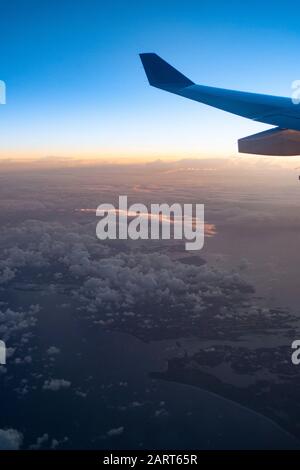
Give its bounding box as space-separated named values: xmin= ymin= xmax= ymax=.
xmin=139 ymin=53 xmax=194 ymax=90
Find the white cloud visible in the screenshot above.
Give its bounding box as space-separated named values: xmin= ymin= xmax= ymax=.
xmin=46 ymin=346 xmax=61 ymax=356
xmin=0 ymin=219 xmax=287 ymax=341
xmin=0 ymin=428 xmax=23 ymax=450
xmin=107 ymin=426 xmax=124 ymax=437
xmin=29 ymin=433 xmax=49 ymax=450
xmin=43 ymin=379 xmax=71 ymax=391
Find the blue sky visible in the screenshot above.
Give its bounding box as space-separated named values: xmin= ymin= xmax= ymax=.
xmin=0 ymin=0 xmax=300 ymax=159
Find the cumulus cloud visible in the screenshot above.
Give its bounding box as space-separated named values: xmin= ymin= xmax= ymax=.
xmin=0 ymin=305 xmax=39 ymax=344
xmin=46 ymin=346 xmax=61 ymax=356
xmin=0 ymin=219 xmax=289 ymax=341
xmin=29 ymin=433 xmax=69 ymax=450
xmin=0 ymin=267 xmax=15 ymax=284
xmin=0 ymin=428 xmax=23 ymax=450
xmin=43 ymin=379 xmax=71 ymax=391
xmin=29 ymin=433 xmax=49 ymax=450
xmin=107 ymin=426 xmax=124 ymax=437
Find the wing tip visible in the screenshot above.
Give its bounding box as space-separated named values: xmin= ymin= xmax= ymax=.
xmin=139 ymin=53 xmax=194 ymax=89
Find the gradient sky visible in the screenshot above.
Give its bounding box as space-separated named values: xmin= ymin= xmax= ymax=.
xmin=0 ymin=0 xmax=300 ymax=160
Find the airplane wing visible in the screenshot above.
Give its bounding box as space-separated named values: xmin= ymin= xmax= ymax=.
xmin=139 ymin=53 xmax=300 ymax=155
